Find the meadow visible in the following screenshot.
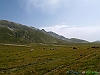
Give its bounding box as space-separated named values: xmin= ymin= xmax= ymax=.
xmin=0 ymin=43 xmax=100 ymax=75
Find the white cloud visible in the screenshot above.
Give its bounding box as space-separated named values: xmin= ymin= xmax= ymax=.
xmin=40 ymin=24 xmax=100 ymax=42
xmin=22 ymin=0 xmax=67 ymax=13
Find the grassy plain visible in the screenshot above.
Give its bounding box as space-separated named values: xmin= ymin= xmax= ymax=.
xmin=0 ymin=43 xmax=100 ymax=75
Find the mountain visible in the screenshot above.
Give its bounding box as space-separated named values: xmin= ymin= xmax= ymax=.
xmin=47 ymin=31 xmax=88 ymax=43
xmin=92 ymin=40 xmax=100 ymax=43
xmin=47 ymin=31 xmax=69 ymax=41
xmin=68 ymin=38 xmax=88 ymax=43
xmin=0 ymin=20 xmax=89 ymax=44
xmin=0 ymin=20 xmax=67 ymax=44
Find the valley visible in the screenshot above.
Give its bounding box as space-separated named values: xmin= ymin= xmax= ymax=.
xmin=0 ymin=43 xmax=100 ymax=75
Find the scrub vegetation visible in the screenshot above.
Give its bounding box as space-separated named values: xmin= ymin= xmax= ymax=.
xmin=0 ymin=43 xmax=100 ymax=75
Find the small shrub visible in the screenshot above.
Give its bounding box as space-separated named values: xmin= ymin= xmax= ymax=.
xmin=7 ymin=56 xmax=9 ymax=57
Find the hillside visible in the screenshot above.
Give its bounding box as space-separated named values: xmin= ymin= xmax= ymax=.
xmin=47 ymin=31 xmax=88 ymax=43
xmin=47 ymin=31 xmax=69 ymax=41
xmin=0 ymin=20 xmax=89 ymax=44
xmin=92 ymin=41 xmax=100 ymax=43
xmin=69 ymin=38 xmax=88 ymax=43
xmin=0 ymin=20 xmax=67 ymax=44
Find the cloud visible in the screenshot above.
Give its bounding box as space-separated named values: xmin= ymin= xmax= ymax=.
xmin=40 ymin=24 xmax=100 ymax=42
xmin=21 ymin=0 xmax=100 ymax=15
xmin=22 ymin=0 xmax=67 ymax=13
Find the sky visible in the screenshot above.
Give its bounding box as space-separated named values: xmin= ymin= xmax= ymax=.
xmin=0 ymin=0 xmax=100 ymax=42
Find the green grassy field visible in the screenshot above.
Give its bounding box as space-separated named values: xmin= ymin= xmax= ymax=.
xmin=0 ymin=43 xmax=100 ymax=75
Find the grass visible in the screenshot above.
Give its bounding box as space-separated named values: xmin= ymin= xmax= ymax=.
xmin=0 ymin=43 xmax=100 ymax=75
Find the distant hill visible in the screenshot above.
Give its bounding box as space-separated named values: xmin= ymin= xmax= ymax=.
xmin=47 ymin=31 xmax=88 ymax=43
xmin=68 ymin=38 xmax=88 ymax=43
xmin=91 ymin=41 xmax=100 ymax=43
xmin=0 ymin=20 xmax=67 ymax=44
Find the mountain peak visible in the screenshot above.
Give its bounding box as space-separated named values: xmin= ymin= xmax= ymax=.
xmin=41 ymin=29 xmax=46 ymax=32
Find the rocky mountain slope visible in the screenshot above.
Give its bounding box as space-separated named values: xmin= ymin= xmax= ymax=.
xmin=47 ymin=31 xmax=88 ymax=43
xmin=0 ymin=20 xmax=66 ymax=44
xmin=0 ymin=20 xmax=89 ymax=44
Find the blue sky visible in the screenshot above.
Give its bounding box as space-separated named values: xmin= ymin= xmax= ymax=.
xmin=0 ymin=0 xmax=100 ymax=42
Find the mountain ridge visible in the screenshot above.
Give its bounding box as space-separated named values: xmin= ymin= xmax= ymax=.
xmin=47 ymin=31 xmax=89 ymax=43
xmin=0 ymin=20 xmax=66 ymax=44
xmin=0 ymin=20 xmax=89 ymax=44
